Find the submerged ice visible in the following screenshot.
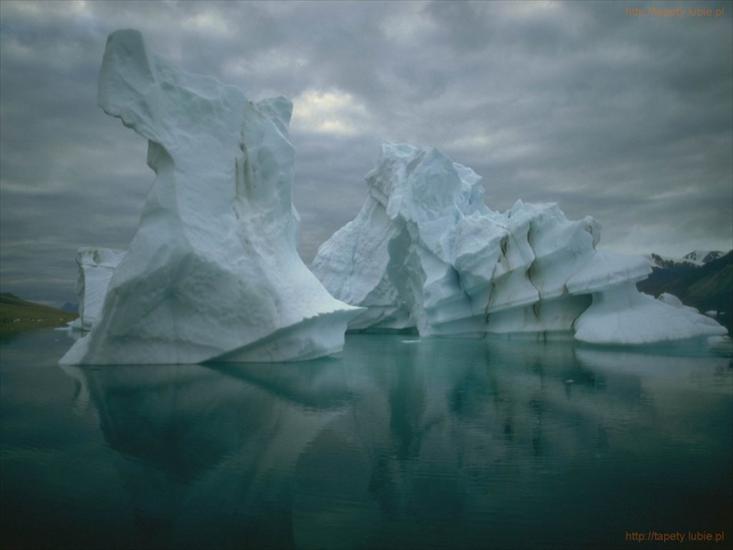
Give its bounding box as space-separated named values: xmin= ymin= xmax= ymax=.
xmin=312 ymin=143 xmax=727 ymax=344
xmin=61 ymin=30 xmax=359 ymax=365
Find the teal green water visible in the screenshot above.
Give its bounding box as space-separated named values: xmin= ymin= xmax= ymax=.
xmin=1 ymin=330 xmax=731 ymax=549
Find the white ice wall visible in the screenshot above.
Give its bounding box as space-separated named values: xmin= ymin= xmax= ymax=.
xmin=312 ymin=143 xmax=727 ymax=345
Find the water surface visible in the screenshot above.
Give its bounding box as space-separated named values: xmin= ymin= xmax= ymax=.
xmin=1 ymin=330 xmax=731 ymax=549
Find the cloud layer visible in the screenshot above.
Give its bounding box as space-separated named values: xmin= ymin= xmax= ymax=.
xmin=1 ymin=0 xmax=731 ymax=305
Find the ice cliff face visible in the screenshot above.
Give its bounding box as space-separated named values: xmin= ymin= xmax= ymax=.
xmin=61 ymin=30 xmax=360 ymax=365
xmin=74 ymin=247 xmax=125 ymax=331
xmin=312 ymin=143 xmax=727 ymax=344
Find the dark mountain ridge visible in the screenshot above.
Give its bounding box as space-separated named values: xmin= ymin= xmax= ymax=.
xmin=637 ymin=250 xmax=732 ymax=332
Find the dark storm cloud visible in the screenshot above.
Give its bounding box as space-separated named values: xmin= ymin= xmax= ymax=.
xmin=0 ymin=0 xmax=731 ymax=305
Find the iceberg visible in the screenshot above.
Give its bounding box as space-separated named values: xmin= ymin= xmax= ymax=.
xmin=312 ymin=143 xmax=727 ymax=344
xmin=60 ymin=30 xmax=360 ymax=365
xmin=74 ymin=247 xmax=125 ymax=331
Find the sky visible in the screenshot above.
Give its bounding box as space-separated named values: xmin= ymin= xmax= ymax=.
xmin=1 ymin=0 xmax=731 ymax=306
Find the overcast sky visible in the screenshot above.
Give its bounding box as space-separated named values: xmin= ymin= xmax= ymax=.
xmin=1 ymin=0 xmax=731 ymax=306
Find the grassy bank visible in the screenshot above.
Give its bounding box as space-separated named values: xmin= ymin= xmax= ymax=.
xmin=0 ymin=293 xmax=77 ymax=336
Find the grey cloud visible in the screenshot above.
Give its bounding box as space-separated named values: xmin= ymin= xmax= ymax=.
xmin=0 ymin=0 xmax=731 ymax=306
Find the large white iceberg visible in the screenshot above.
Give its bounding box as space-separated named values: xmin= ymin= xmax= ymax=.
xmin=312 ymin=143 xmax=727 ymax=344
xmin=60 ymin=29 xmax=360 ymax=365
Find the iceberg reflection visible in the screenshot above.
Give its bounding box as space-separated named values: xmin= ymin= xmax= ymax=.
xmin=62 ymin=336 xmax=732 ymax=549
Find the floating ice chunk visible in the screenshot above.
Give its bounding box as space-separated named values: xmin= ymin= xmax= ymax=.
xmin=60 ymin=30 xmax=359 ymax=365
xmin=312 ymin=143 xmax=728 ymax=345
xmin=574 ymin=283 xmax=726 ymax=345
xmin=75 ymin=247 xmax=125 ymax=331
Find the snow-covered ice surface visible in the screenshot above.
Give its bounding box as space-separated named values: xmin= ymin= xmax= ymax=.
xmin=682 ymin=249 xmax=724 ymax=265
xmin=74 ymin=247 xmax=125 ymax=331
xmin=574 ymin=283 xmax=726 ymax=345
xmin=312 ymin=143 xmax=727 ymax=345
xmin=60 ymin=30 xmax=360 ymax=365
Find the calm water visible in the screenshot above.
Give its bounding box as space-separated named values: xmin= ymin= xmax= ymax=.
xmin=1 ymin=330 xmax=731 ymax=549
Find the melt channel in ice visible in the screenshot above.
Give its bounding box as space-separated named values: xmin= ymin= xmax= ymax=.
xmin=311 ymin=143 xmax=727 ymax=345
xmin=60 ymin=29 xmax=360 ymax=365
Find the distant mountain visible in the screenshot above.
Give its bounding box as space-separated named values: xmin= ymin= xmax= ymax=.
xmin=648 ymin=249 xmax=725 ymax=269
xmin=682 ymin=250 xmax=724 ymax=265
xmin=638 ymin=250 xmax=732 ymax=332
xmin=0 ymin=293 xmax=78 ymax=336
xmin=61 ymin=302 xmax=78 ymax=314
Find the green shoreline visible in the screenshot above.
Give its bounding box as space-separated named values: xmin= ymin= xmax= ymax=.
xmin=0 ymin=293 xmax=77 ymax=336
